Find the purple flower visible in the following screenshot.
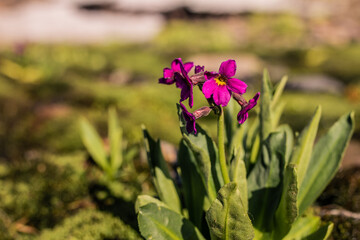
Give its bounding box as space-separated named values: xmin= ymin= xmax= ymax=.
xmin=180 ymin=103 xmax=212 ymax=134
xmin=176 ymin=60 xmax=194 ymax=108
xmin=237 ymin=92 xmax=260 ymax=124
xmin=159 ymin=58 xmax=194 ymax=108
xmin=195 ymin=65 xmax=204 ymax=74
xmin=159 ymin=58 xmax=193 ymax=85
xmin=180 ymin=103 xmax=197 ymax=134
xmin=202 ymin=59 xmax=247 ymax=107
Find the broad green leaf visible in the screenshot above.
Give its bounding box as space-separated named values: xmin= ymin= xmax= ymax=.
xmin=178 ymin=104 xmax=219 ymax=202
xmin=79 ymin=117 xmax=108 ymax=172
xmin=254 ymin=229 xmax=272 ymax=240
xmin=182 ymin=133 xmax=217 ymax=203
xmin=135 ymin=195 xmax=170 ymax=214
xmin=108 ymin=107 xmax=123 ymax=176
xmin=304 ymin=222 xmax=333 ymax=240
xmin=247 ymin=131 xmax=286 ymax=231
xmin=290 ymin=106 xmax=321 ymax=187
xmin=271 ymin=75 xmax=288 ymax=109
xmin=138 ymin=203 xmax=206 ymax=240
xmin=273 ymin=164 xmax=298 ymax=239
xmin=178 ymin=140 xmax=206 ymax=229
xmin=283 ymin=214 xmax=321 ymax=240
xmin=260 ymin=69 xmax=273 ymax=142
xmin=298 ymin=112 xmax=355 ymax=215
xmin=143 ymin=128 xmax=182 ymax=213
xmin=205 ymin=183 xmax=254 ymax=240
xmin=229 ymin=151 xmax=248 ymax=212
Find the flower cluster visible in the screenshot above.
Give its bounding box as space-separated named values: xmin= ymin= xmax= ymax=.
xmin=159 ymin=58 xmax=260 ymax=134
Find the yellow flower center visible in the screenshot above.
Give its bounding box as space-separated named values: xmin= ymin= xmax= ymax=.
xmin=215 ymin=75 xmax=227 ymax=86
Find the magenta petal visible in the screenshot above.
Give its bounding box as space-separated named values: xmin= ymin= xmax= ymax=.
xmin=178 ymin=61 xmax=194 ymax=108
xmin=175 ymin=72 xmax=186 ymax=89
xmin=163 ymin=68 xmax=174 ymax=79
xmin=213 ymin=85 xmax=231 ymax=107
xmin=237 ymin=92 xmax=260 ymax=124
xmin=159 ymin=77 xmax=176 ymax=84
xmin=171 ymin=58 xmax=182 ymax=72
xmin=183 ymin=62 xmax=194 ymax=73
xmin=237 ymin=112 xmax=249 ymax=124
xmin=180 ymin=103 xmax=197 ymax=134
xmin=180 ymin=84 xmax=193 ymax=107
xmin=202 ymin=79 xmax=217 ymax=99
xmin=219 ymin=59 xmax=236 ymax=78
xmin=227 ymin=78 xmax=247 ymax=95
xmin=248 ymin=92 xmax=260 ymax=108
xmin=204 ymin=71 xmax=219 ymax=81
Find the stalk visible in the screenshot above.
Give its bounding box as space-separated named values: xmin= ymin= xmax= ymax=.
xmin=218 ymin=106 xmax=230 ymax=184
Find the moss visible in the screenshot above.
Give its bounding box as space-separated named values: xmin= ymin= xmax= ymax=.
xmin=318 ymin=167 xmax=360 ymax=212
xmin=38 ymin=209 xmax=142 ymax=240
xmin=0 ymin=156 xmax=88 ymax=229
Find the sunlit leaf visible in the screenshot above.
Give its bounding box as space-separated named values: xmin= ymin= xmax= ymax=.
xmin=108 ymin=107 xmax=123 ymax=177
xmin=143 ymin=128 xmax=182 ymax=213
xmin=178 ymin=140 xmax=206 ymax=229
xmin=79 ymin=117 xmax=108 ymax=172
xmin=206 ymin=183 xmax=254 ymax=240
xmin=290 ymin=106 xmax=321 ymax=187
xmin=298 ymin=112 xmax=354 ymax=215
xmin=138 ymin=203 xmax=206 ymax=240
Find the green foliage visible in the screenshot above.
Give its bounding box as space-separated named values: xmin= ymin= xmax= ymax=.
xmin=244 ymin=71 xmax=354 ymax=239
xmin=298 ymin=111 xmax=355 ymax=216
xmin=38 ymin=209 xmax=141 ymax=240
xmin=80 ymin=108 xmax=134 ymax=180
xmin=178 ymin=140 xmax=207 ymax=229
xmin=138 ymin=70 xmax=354 ymax=240
xmin=0 ymin=156 xmax=88 ymax=229
xmin=138 ymin=203 xmax=205 ymax=240
xmin=143 ymin=127 xmax=182 ymax=213
xmin=206 ymin=183 xmax=254 ymax=240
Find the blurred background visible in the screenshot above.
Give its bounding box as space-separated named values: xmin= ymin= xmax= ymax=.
xmin=0 ymin=0 xmax=359 ymax=239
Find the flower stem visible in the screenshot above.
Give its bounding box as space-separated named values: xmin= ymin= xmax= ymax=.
xmin=218 ymin=106 xmax=230 ymax=184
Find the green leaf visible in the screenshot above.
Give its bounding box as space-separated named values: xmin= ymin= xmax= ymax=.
xmin=283 ymin=214 xmax=322 ymax=240
xmin=205 ymin=183 xmax=254 ymax=240
xmin=298 ymin=112 xmax=355 ymax=215
xmin=244 ymin=118 xmax=260 ymax=168
xmin=304 ymin=222 xmax=333 ymax=240
xmin=277 ymin=124 xmax=294 ymax=166
xmin=271 ymin=75 xmax=288 ymax=109
xmin=273 ymin=164 xmax=298 ymax=239
xmin=229 ymin=151 xmax=248 ymax=212
xmin=138 ymin=203 xmax=206 ymax=240
xmin=108 ymin=107 xmax=123 ymax=176
xmin=178 ymin=140 xmax=206 ymax=229
xmin=290 ymin=106 xmax=321 ymax=187
xmin=135 ymin=195 xmax=170 ymax=214
xmin=178 ymin=104 xmax=220 ymax=202
xmin=260 ymin=69 xmax=273 ymax=142
xmin=247 ymin=131 xmax=286 ymax=231
xmin=79 ymin=117 xmax=108 ymax=172
xmin=143 ymin=128 xmax=182 ymax=213
xmin=271 ymin=101 xmax=286 ymax=130
xmin=224 ymin=98 xmax=239 ymax=151
xmin=228 ymin=120 xmax=246 ymax=160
